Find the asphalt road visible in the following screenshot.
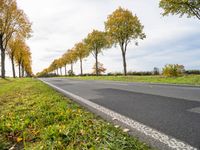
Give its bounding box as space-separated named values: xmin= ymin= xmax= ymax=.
xmin=41 ymin=78 xmax=200 ymax=149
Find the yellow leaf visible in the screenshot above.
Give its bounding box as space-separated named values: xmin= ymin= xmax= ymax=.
xmin=17 ymin=137 xmax=23 ymax=142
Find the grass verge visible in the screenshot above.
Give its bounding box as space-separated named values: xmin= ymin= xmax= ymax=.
xmin=0 ymin=78 xmax=150 ymax=150
xmin=62 ymin=75 xmax=200 ymax=86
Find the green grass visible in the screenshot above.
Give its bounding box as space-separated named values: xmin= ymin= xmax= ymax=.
xmin=0 ymin=78 xmax=150 ymax=150
xmin=62 ymin=75 xmax=200 ymax=85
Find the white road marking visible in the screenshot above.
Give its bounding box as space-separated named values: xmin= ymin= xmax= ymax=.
xmin=101 ymin=82 xmax=128 ymax=86
xmin=40 ymin=79 xmax=197 ymax=150
xmin=188 ymin=107 xmax=200 ymax=114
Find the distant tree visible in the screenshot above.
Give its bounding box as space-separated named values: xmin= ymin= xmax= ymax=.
xmin=153 ymin=67 xmax=160 ymax=75
xmin=159 ymin=0 xmax=200 ymax=20
xmin=105 ymin=7 xmax=146 ymax=76
xmin=66 ymin=49 xmax=78 ymax=74
xmin=21 ymin=45 xmax=31 ymax=77
xmin=57 ymin=58 xmax=63 ymax=76
xmin=84 ymin=30 xmax=109 ymax=76
xmin=14 ymin=40 xmax=31 ymax=77
xmin=74 ymin=42 xmax=89 ymax=76
xmin=8 ymin=38 xmax=22 ymax=78
xmin=92 ymin=62 xmax=106 ymax=75
xmin=51 ymin=59 xmax=59 ymax=75
xmin=62 ymin=52 xmax=70 ymax=76
xmin=14 ymin=40 xmax=24 ymax=78
xmin=185 ymin=70 xmax=200 ymax=75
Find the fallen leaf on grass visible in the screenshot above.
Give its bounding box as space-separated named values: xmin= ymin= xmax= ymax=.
xmin=123 ymin=128 xmax=130 ymax=132
xmin=17 ymin=137 xmax=23 ymax=142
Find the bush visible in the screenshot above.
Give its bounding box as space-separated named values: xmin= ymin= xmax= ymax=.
xmin=92 ymin=62 xmax=106 ymax=75
xmin=37 ymin=73 xmax=57 ymax=78
xmin=162 ymin=64 xmax=185 ymax=77
xmin=185 ymin=70 xmax=200 ymax=75
xmin=127 ymin=71 xmax=153 ymax=76
xmin=107 ymin=71 xmax=153 ymax=76
xmin=68 ymin=70 xmax=75 ymax=76
xmin=107 ymin=72 xmax=123 ymax=76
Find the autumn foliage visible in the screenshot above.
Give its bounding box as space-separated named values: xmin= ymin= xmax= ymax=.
xmin=162 ymin=64 xmax=185 ymax=77
xmin=0 ymin=0 xmax=32 ymax=78
xmin=159 ymin=0 xmax=200 ymax=20
xmin=37 ymin=7 xmax=146 ymax=77
xmin=92 ymin=62 xmax=106 ymax=75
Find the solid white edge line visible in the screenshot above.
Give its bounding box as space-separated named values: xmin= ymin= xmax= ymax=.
xmin=39 ymin=78 xmax=198 ymax=150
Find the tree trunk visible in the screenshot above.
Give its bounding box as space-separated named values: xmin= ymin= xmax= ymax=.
xmin=18 ymin=63 xmax=21 ymax=78
xmin=22 ymin=65 xmax=24 ymax=77
xmin=23 ymin=68 xmax=25 ymax=77
xmin=60 ymin=67 xmax=62 ymax=76
xmin=71 ymin=62 xmax=73 ymax=73
xmin=1 ymin=49 xmax=5 ymax=78
xmin=122 ymin=51 xmax=127 ymax=76
xmin=95 ymin=50 xmax=99 ymax=76
xmin=0 ymin=35 xmax=5 ymax=78
xmin=57 ymin=69 xmax=59 ymax=75
xmin=11 ymin=56 xmax=16 ymax=78
xmin=65 ymin=64 xmax=67 ymax=76
xmin=80 ymin=58 xmax=83 ymax=76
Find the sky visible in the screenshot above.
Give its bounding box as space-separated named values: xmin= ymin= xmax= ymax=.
xmin=5 ymin=0 xmax=200 ymax=76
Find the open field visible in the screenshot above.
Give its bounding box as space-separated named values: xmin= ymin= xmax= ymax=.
xmin=61 ymin=75 xmax=200 ymax=86
xmin=0 ymin=78 xmax=150 ymax=150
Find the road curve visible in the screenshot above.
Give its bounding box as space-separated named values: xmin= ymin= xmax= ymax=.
xmin=40 ymin=78 xmax=200 ymax=149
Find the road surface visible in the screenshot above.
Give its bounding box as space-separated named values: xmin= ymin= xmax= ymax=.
xmin=41 ymin=78 xmax=200 ymax=149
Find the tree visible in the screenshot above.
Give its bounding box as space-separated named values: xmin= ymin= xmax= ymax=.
xmin=8 ymin=37 xmax=25 ymax=78
xmin=66 ymin=49 xmax=78 ymax=74
xmin=21 ymin=45 xmax=32 ymax=77
xmin=14 ymin=40 xmax=31 ymax=78
xmin=92 ymin=62 xmax=106 ymax=75
xmin=51 ymin=59 xmax=59 ymax=75
xmin=14 ymin=41 xmax=23 ymax=78
xmin=8 ymin=38 xmax=18 ymax=78
xmin=57 ymin=58 xmax=63 ymax=76
xmin=62 ymin=52 xmax=70 ymax=75
xmin=105 ymin=7 xmax=146 ymax=76
xmin=0 ymin=0 xmax=31 ymax=78
xmin=153 ymin=67 xmax=160 ymax=75
xmin=162 ymin=64 xmax=185 ymax=77
xmin=84 ymin=30 xmax=109 ymax=76
xmin=38 ymin=48 xmax=78 ymax=77
xmin=159 ymin=0 xmax=200 ymax=20
xmin=54 ymin=59 xmax=60 ymax=75
xmin=74 ymin=42 xmax=89 ymax=75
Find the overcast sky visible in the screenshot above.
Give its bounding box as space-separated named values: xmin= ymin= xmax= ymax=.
xmin=5 ymin=0 xmax=200 ymax=76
